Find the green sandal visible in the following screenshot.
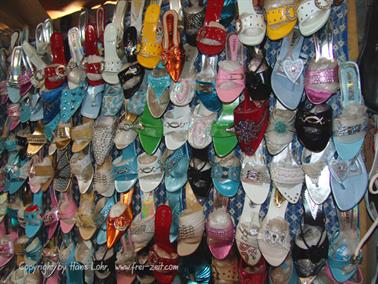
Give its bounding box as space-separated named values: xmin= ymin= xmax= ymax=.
xmin=138 ymin=104 xmax=163 ymax=155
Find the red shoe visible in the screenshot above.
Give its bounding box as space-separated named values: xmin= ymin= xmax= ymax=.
xmin=44 ymin=33 xmax=66 ymax=90
xmin=84 ymin=25 xmax=105 ymax=86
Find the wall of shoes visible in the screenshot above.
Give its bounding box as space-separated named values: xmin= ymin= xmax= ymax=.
xmin=0 ymin=0 xmax=376 ymax=283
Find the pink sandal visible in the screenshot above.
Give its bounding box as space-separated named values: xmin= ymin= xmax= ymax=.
xmin=216 ymin=33 xmax=245 ymax=103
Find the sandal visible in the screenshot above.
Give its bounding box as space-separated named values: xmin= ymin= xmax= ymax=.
xmin=264 ymin=0 xmax=298 ymax=40
xmin=116 ymin=233 xmax=137 ymax=284
xmin=66 ymin=27 xmax=86 ymax=90
xmin=75 ymin=240 xmax=94 ymax=284
xmin=163 ymin=105 xmax=191 ymax=150
xmin=169 ymin=44 xmax=197 ymax=106
xmin=114 ymin=105 xmax=138 ymax=150
xmin=271 ymin=28 xmax=305 ymax=110
xmin=269 ymin=253 xmax=299 ymax=283
xmin=130 ymin=0 xmax=146 ymax=34
xmin=41 ymin=83 xmax=65 ymax=125
xmin=58 ymin=188 xmax=77 ymax=234
xmin=124 ymin=26 xmax=138 ymax=63
xmin=43 ymin=188 xmax=59 ymax=241
xmin=54 ymin=122 xmax=72 ymax=150
xmin=95 ymin=196 xmax=116 ymax=246
xmin=112 ymin=141 xmax=138 ymax=193
xmin=94 ymin=156 xmax=115 ymax=197
xmin=80 ymin=83 xmax=105 ymax=119
xmin=112 ymin=0 xmax=128 ymax=59
xmin=75 ymin=192 xmax=97 ymax=240
xmin=24 ymin=191 xmax=43 ymax=238
xmin=102 ymin=23 xmax=123 ymax=84
xmin=71 ymin=120 xmax=93 ymax=153
xmin=234 ymin=94 xmax=269 ymax=156
xmin=24 ymin=238 xmax=43 ymax=272
xmin=138 ymin=104 xmax=163 ymax=155
xmin=236 ymin=0 xmax=266 ymax=46
xmin=137 ymin=2 xmax=163 ymax=69
xmin=162 ymin=10 xmax=185 ymax=82
xmin=118 ymin=61 xmax=145 ymax=99
xmin=333 ymin=61 xmax=368 ymax=161
xmin=258 ymin=188 xmax=290 ymax=266
xmin=295 ymin=101 xmax=332 ymax=152
xmin=70 ymin=150 xmax=94 ymax=194
xmin=183 ymin=0 xmax=205 ymax=46
xmin=100 ymin=83 xmax=124 ymax=116
xmin=94 ymin=246 xmax=116 ymax=281
xmin=163 ymin=144 xmax=190 ymax=192
xmin=60 ymin=82 xmax=87 ymax=123
xmin=211 ymin=100 xmax=239 ymax=157
xmin=137 ymin=149 xmax=164 ymax=192
xmin=83 ymin=25 xmax=104 ymax=86
xmin=298 ymin=0 xmax=332 ymax=36
xmin=7 ymin=103 xmax=21 ymax=132
xmin=216 ymin=33 xmax=245 ymax=103
xmin=245 ymin=47 xmax=272 ymax=101
xmin=211 ymin=248 xmax=239 ymax=283
xmin=239 ymin=257 xmax=268 ymax=284
xmin=92 ymin=115 xmax=117 ymax=165
xmin=44 ymin=32 xmax=67 ymax=90
xmin=53 ymin=149 xmax=72 ymax=192
xmin=196 ymin=0 xmax=226 ymax=56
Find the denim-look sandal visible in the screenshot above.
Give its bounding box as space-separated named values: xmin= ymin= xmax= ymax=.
xmin=24 ymin=191 xmax=43 ymax=238
xmin=96 ymin=196 xmax=116 ymax=245
xmin=80 ymin=84 xmax=106 ymax=119
xmin=333 ymin=61 xmax=368 ymax=161
xmin=163 ymin=143 xmax=190 ymax=192
xmin=101 ymin=83 xmax=124 ymax=116
xmin=113 ymin=142 xmax=138 ymax=193
xmin=211 ymin=100 xmax=239 ymax=157
xmin=128 ymin=69 xmax=149 ymax=116
xmin=60 ymin=82 xmax=87 ymax=122
xmin=271 ymin=29 xmax=305 ymax=110
xmin=146 ymin=64 xmax=172 ymax=118
xmin=196 ymin=55 xmax=221 ymax=112
xmin=40 ymin=83 xmax=66 ymax=124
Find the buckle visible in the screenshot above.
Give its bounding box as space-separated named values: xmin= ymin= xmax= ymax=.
xmin=284 ymin=6 xmax=297 ymax=22
xmin=315 ymin=0 xmax=332 ymax=9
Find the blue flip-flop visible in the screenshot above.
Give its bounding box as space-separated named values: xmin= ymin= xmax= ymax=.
xmin=271 ymin=29 xmax=305 ymax=110
xmin=330 ymin=153 xmax=368 ymax=211
xmin=81 ymin=84 xmax=105 ymax=119
xmin=113 ymin=141 xmax=138 ymax=193
xmin=164 ymin=143 xmax=190 ymax=192
xmin=333 ymin=61 xmax=368 ymax=161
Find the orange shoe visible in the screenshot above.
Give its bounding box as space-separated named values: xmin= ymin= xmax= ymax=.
xmin=106 ymin=188 xmax=134 ymax=249
xmin=162 ymin=10 xmax=185 ymax=82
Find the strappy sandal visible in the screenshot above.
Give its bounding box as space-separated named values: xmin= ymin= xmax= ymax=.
xmin=162 ymin=10 xmax=185 ymax=82
xmin=137 ymin=2 xmax=163 ymax=69
xmin=196 ymin=0 xmax=226 ymax=56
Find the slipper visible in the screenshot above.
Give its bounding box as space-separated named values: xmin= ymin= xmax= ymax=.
xmin=96 ymin=196 xmax=116 ymax=246
xmin=24 ymin=191 xmax=43 ymax=238
xmin=7 ymin=46 xmax=23 ymax=103
xmin=211 ymin=100 xmax=239 ymax=157
xmin=22 ymin=41 xmax=46 ymax=90
xmin=41 ymin=245 xmax=60 ymax=283
xmin=130 ymin=0 xmax=146 ymax=35
xmin=298 ymin=0 xmax=332 ymax=36
xmin=75 ymin=192 xmax=97 ymax=240
xmin=29 ymin=92 xmax=44 ymax=122
xmin=80 ymin=84 xmax=105 ymax=119
xmin=59 ymin=240 xmax=83 ymax=284
xmin=245 ymin=47 xmax=272 ymax=101
xmin=236 ymin=0 xmax=266 ymax=46
xmin=130 ymin=191 xmax=155 ymax=252
xmin=265 ymin=102 xmax=296 ymax=155
xmin=328 ymin=208 xmax=361 ymax=283
xmin=59 ymin=188 xmax=77 ymax=234
xmin=43 ymin=188 xmax=59 ymax=241
xmin=5 ymin=155 xmax=29 ymax=194
xmin=94 ymin=156 xmax=115 ymax=197
xmin=258 ymin=187 xmax=291 ymax=266
xmin=212 ymin=152 xmax=241 ymax=197
xmin=163 ymin=105 xmax=191 ymax=150
xmin=333 ymin=61 xmax=368 ymax=161
xmin=84 ymin=25 xmax=104 ymax=86
xmin=7 ymin=103 xmax=21 ymax=132
xmin=92 ymin=115 xmax=117 ymax=165
xmin=236 ymin=196 xmax=262 ymax=266
xmin=100 ymin=83 xmax=124 ymax=116
xmin=302 ymin=144 xmax=332 ymax=205
xmin=234 ymin=95 xmax=269 ymax=155
xmin=295 ymin=101 xmax=332 ymax=152
xmin=137 ymin=3 xmax=163 ymax=69
xmin=113 ymin=141 xmax=138 ymax=193
xmin=67 ymin=27 xmax=86 ymax=90
xmin=118 ymin=62 xmax=145 ymax=99
xmin=53 ymin=149 xmax=72 ymax=192
xmin=188 ymin=103 xmax=217 ymax=149
xmin=102 ymin=23 xmax=122 ymax=84
xmin=137 ymin=149 xmax=164 ymax=193
xmin=70 ymin=151 xmax=94 ymax=194
xmin=60 ymin=83 xmax=87 ymax=123
xmin=177 ymin=183 xmax=205 ymax=256
xmin=54 ymin=122 xmax=72 ymax=150
xmin=271 ymin=29 xmax=305 ymax=110
xmin=162 ymin=10 xmax=185 ymax=82
xmin=206 ymin=195 xmax=235 ymax=260
xmin=169 ymin=44 xmax=197 ymax=106
xmin=216 ymin=33 xmax=245 ymax=103
xmin=40 ymin=83 xmax=66 ymax=125
xmin=163 ymin=143 xmax=190 ymax=192
xmin=183 ymin=0 xmax=205 ymax=46
xmin=270 ymin=144 xmax=304 ymax=204
xmin=44 ymin=32 xmax=67 ymax=90
xmin=304 ymin=23 xmax=339 ymax=104
xmin=127 ymin=75 xmax=148 ymax=113
xmin=114 ymin=106 xmax=138 ymax=150
xmin=24 ymin=238 xmax=43 ymax=271
xmin=188 ymin=146 xmax=213 ymax=202
xmin=241 ymin=142 xmax=270 ymax=205
xmin=195 ymin=55 xmax=221 ymax=113
xmin=29 ymin=155 xmax=54 ymax=192
xmin=112 ymin=0 xmax=128 ymax=59
xmin=264 ymin=0 xmax=298 ymax=40
xmin=138 ymin=104 xmax=163 ymax=155
xmin=196 ymin=0 xmax=226 ymax=56
xmin=146 ymin=64 xmax=171 ymax=118
xmin=71 ymin=120 xmax=94 ymax=153
xmin=330 ymin=153 xmax=368 ymax=211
